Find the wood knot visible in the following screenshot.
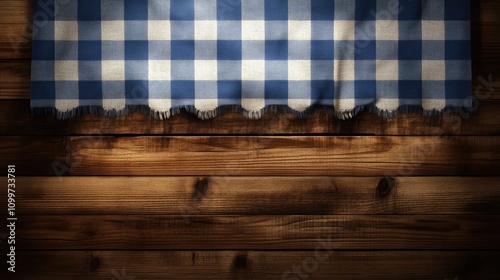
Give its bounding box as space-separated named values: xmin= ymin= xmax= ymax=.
xmin=232 ymin=254 xmax=248 ymax=269
xmin=88 ymin=256 xmax=100 ymax=272
xmin=377 ymin=177 xmax=395 ymax=198
xmin=193 ymin=178 xmax=209 ymax=201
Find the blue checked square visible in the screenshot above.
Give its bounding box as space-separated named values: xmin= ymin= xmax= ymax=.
xmin=126 ymin=61 xmax=149 ymax=80
xmin=311 ymin=41 xmax=334 ymax=60
xmin=55 ymin=41 xmax=78 ymax=60
xmin=399 ymin=81 xmax=423 ymax=100
xmin=102 ymin=41 xmax=125 ymax=60
xmin=195 ymin=41 xmax=217 ymax=60
xmin=265 ymin=81 xmax=288 ymax=101
xmin=55 ymin=0 xmax=77 ymax=20
xmin=218 ymin=21 xmax=242 ymax=40
xmin=125 ymin=80 xmax=149 ymax=101
xmin=266 ymin=61 xmax=288 ymax=80
xmin=355 ymin=60 xmax=376 ymax=80
xmin=311 ymin=21 xmax=333 ymax=40
xmin=78 ymin=0 xmax=101 ymax=21
xmin=171 ymin=21 xmax=195 ymax=40
xmin=125 ymin=21 xmax=148 ymax=41
xmin=423 ymin=81 xmax=445 ymax=99
xmin=125 ymin=41 xmax=149 ymax=60
xmin=194 ymin=0 xmax=217 ymax=20
xmin=312 ymin=81 xmax=334 ymax=102
xmin=149 ymin=1 xmax=170 ymax=20
xmin=124 ymin=0 xmax=148 ymax=20
xmin=334 ymin=41 xmax=355 ymax=60
xmin=265 ymin=0 xmax=288 ymax=20
xmin=78 ymin=22 xmax=101 ymax=40
xmin=149 ymin=41 xmax=170 ymax=60
xmin=334 ymin=0 xmax=356 ymax=20
xmin=101 ymin=0 xmax=124 ymax=20
xmin=445 ymin=0 xmax=470 ymax=20
xmin=354 ymin=40 xmax=376 ymax=60
xmin=171 ymin=81 xmax=195 ymax=100
xmin=79 ymin=41 xmax=101 ymax=60
xmin=218 ymin=61 xmax=241 ymax=80
xmin=241 ymin=0 xmax=265 ymax=20
xmin=398 ymin=41 xmax=422 ymax=60
xmin=79 ymin=81 xmax=103 ymax=100
xmin=242 ymin=81 xmax=265 ymax=98
xmin=312 ymin=61 xmax=333 ymax=81
xmin=266 ymin=21 xmax=288 ymax=40
xmin=217 ymin=0 xmax=241 ymax=20
xmin=399 ymin=60 xmax=421 ymax=80
xmin=288 ymin=41 xmax=311 ymax=60
xmin=355 ymin=0 xmax=376 ymax=20
xmin=311 ymin=0 xmax=334 ymax=20
xmin=446 ymin=80 xmax=471 ymax=100
xmin=334 ymin=81 xmax=355 ymax=100
xmin=376 ymin=41 xmax=398 ymax=60
xmin=218 ymin=81 xmax=242 ymax=102
xmin=171 ymin=60 xmax=194 ymax=80
xmin=35 ymin=20 xmax=54 ymax=40
xmin=31 ymin=61 xmax=54 ymax=81
xmin=422 ymin=41 xmax=445 ymax=60
xmin=103 ymin=81 xmax=126 ymax=99
xmin=398 ymin=21 xmax=421 ymax=40
xmin=196 ymin=81 xmax=218 ymax=99
xmin=445 ymin=21 xmax=470 ymax=40
xmin=242 ymin=41 xmax=265 ymax=59
xmin=79 ymin=61 xmax=102 ymax=80
xmin=355 ymin=80 xmax=376 ymax=100
xmin=32 ymin=41 xmax=54 ymax=60
xmin=422 ymin=0 xmax=444 ymax=20
xmin=398 ymin=0 xmax=422 ymax=20
xmin=266 ymin=40 xmax=288 ymax=60
xmin=218 ymin=40 xmax=242 ymax=60
xmin=171 ymin=0 xmax=194 ymax=20
xmin=446 ymin=60 xmax=471 ymax=80
xmin=375 ymin=0 xmax=398 ymax=20
xmin=288 ymin=1 xmax=311 ymax=20
xmin=56 ymin=81 xmax=79 ymax=99
xmin=376 ymin=81 xmax=399 ymax=99
xmin=288 ymin=81 xmax=311 ymax=99
xmin=148 ymin=81 xmax=171 ymax=99
xmin=31 ymin=81 xmax=55 ymax=100
xmin=171 ymin=40 xmax=195 ymax=61
xmin=445 ymin=40 xmax=470 ymax=60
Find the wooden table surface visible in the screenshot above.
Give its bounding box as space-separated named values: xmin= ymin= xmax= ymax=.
xmin=0 ymin=0 xmax=499 ymax=279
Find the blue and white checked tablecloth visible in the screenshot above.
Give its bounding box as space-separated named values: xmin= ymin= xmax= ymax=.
xmin=31 ymin=0 xmax=472 ymax=120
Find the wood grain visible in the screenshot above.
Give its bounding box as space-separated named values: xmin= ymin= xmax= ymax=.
xmin=1 ymin=100 xmax=500 ymax=136
xmin=6 ymin=251 xmax=500 ymax=280
xmin=2 ymin=176 xmax=499 ymax=215
xmin=3 ymin=214 xmax=499 ymax=250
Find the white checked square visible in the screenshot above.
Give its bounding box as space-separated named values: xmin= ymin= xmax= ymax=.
xmin=195 ymin=21 xmax=218 ymax=40
xmin=334 ymin=60 xmax=355 ymax=81
xmin=103 ymin=99 xmax=126 ymax=111
xmin=55 ymin=61 xmax=78 ymax=80
xmin=149 ymin=60 xmax=171 ymax=80
xmin=422 ymin=20 xmax=445 ymax=40
xmin=55 ymin=21 xmax=78 ymax=41
xmin=334 ymin=99 xmax=355 ymax=112
xmin=288 ymin=60 xmax=311 ymax=81
xmin=288 ymin=21 xmax=311 ymax=40
xmin=149 ymin=99 xmax=172 ymax=113
xmin=242 ymin=60 xmax=265 ymax=80
xmin=242 ymin=20 xmax=265 ymax=40
xmin=376 ymin=20 xmax=398 ymax=40
xmin=195 ymin=60 xmax=218 ymax=81
xmin=56 ymin=100 xmax=79 ymax=112
xmin=333 ymin=20 xmax=355 ymax=40
xmin=422 ymin=99 xmax=446 ymax=111
xmin=422 ymin=60 xmax=445 ymax=80
xmin=102 ymin=60 xmax=125 ymax=81
xmin=376 ymin=60 xmax=399 ymax=80
xmin=102 ymin=21 xmax=124 ymax=40
xmin=148 ymin=20 xmax=171 ymax=40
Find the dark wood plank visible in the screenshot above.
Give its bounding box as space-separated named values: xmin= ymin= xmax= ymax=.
xmin=2 ymin=177 xmax=499 ymax=215
xmin=1 ymin=100 xmax=500 ymax=136
xmin=3 ymin=215 xmax=499 ymax=250
xmin=5 ymin=251 xmax=500 ymax=279
xmin=1 ymin=136 xmax=498 ymax=176
xmin=68 ymin=136 xmax=500 ymax=176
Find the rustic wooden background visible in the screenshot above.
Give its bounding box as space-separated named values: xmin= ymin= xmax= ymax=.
xmin=1 ymin=0 xmax=500 ymax=279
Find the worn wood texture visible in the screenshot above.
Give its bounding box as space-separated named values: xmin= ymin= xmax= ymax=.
xmin=1 ymin=136 xmax=498 ymax=176
xmin=1 ymin=214 xmax=498 ymax=250
xmin=1 ymin=176 xmax=499 ymax=215
xmin=1 ymin=100 xmax=500 ymax=136
xmin=3 ymin=251 xmax=499 ymax=280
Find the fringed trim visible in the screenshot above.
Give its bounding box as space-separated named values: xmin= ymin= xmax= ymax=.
xmin=31 ymin=104 xmax=473 ymax=121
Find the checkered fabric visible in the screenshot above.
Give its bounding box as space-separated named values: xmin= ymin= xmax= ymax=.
xmin=31 ymin=0 xmax=472 ymax=120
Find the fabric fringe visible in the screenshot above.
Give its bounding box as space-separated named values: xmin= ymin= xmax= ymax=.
xmin=31 ymin=104 xmax=472 ymax=121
